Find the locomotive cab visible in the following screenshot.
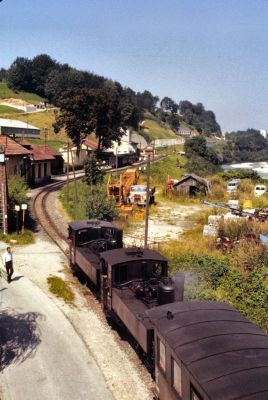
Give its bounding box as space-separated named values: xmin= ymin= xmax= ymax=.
xmin=68 ymin=219 xmax=122 ymax=286
xmin=100 ymin=248 xmax=176 ymax=355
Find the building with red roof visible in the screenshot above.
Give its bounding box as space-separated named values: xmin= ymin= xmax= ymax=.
xmin=20 ymin=140 xmax=64 ymax=184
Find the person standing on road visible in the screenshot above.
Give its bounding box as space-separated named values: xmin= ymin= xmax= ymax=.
xmin=3 ymin=247 xmax=14 ymax=283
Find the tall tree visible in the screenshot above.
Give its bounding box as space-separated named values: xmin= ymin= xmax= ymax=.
xmin=160 ymin=96 xmax=179 ymax=114
xmin=31 ymin=54 xmax=57 ymax=97
xmin=7 ymin=57 xmax=33 ymax=92
xmin=54 ymin=83 xmax=123 ymax=151
xmin=90 ymin=82 xmax=123 ymax=149
xmin=136 ymin=90 xmax=159 ymax=113
xmin=54 ymin=88 xmax=95 ymax=149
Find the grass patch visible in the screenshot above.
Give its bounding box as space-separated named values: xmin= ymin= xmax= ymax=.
xmin=4 ymin=109 xmax=67 ymax=141
xmin=47 ymin=275 xmax=75 ymax=305
xmin=26 ymin=138 xmax=65 ymax=151
xmin=0 ymin=230 xmax=35 ymax=245
xmin=0 ymin=82 xmax=43 ymax=104
xmin=0 ymin=105 xmax=24 ymax=114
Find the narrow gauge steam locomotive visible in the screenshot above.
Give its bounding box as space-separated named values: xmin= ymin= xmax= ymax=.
xmin=68 ymin=220 xmax=268 ymax=400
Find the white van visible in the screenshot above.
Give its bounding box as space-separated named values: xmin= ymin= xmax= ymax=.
xmin=254 ymin=184 xmax=266 ymax=197
xmin=227 ymin=179 xmax=240 ymax=192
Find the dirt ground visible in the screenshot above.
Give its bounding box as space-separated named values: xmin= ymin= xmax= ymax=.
xmin=123 ymin=201 xmax=204 ymax=247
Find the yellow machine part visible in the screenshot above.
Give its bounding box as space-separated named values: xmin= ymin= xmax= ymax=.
xmin=107 ymin=168 xmax=139 ymax=205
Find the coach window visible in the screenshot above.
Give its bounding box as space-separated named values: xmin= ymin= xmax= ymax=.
xmin=172 ymin=358 xmax=182 ymax=397
xmin=157 ymin=337 xmax=166 ymax=373
xmin=191 ymin=386 xmax=202 ymax=400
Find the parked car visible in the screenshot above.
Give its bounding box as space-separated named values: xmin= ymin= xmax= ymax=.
xmin=227 ymin=179 xmax=240 ymax=192
xmin=255 ymin=184 xmax=266 ymax=197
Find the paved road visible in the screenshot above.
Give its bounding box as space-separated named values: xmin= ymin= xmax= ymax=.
xmin=0 ymin=275 xmax=113 ymax=400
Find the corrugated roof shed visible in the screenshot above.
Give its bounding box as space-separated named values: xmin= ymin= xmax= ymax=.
xmin=0 ymin=118 xmax=39 ymax=130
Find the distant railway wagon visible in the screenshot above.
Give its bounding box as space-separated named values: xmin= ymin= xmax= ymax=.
xmin=68 ymin=219 xmax=268 ymax=400
xmin=96 ymin=151 xmax=139 ymax=169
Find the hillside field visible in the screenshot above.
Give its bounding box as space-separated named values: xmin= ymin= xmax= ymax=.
xmin=0 ymin=82 xmax=43 ymax=104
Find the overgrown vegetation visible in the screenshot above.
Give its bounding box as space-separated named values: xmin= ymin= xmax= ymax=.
xmin=161 ymin=219 xmax=268 ymax=332
xmin=185 ymin=136 xmax=221 ymax=176
xmin=47 ymin=275 xmax=75 ymax=305
xmin=60 ymin=179 xmax=118 ymax=221
xmin=222 ymin=129 xmax=268 ymax=163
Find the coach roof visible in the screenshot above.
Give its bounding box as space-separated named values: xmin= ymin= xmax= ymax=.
xmin=101 ymin=247 xmax=167 ymax=266
xmin=147 ymin=301 xmax=268 ymax=400
xmin=69 ymin=219 xmax=119 ymax=231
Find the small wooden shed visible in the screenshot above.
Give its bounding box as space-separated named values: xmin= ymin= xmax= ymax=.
xmin=173 ymin=173 xmax=210 ymax=196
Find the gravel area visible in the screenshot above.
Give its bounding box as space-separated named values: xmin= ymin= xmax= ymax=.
xmin=124 ymin=201 xmax=204 ymax=247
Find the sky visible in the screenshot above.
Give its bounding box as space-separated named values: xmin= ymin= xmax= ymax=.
xmin=0 ymin=0 xmax=268 ymax=132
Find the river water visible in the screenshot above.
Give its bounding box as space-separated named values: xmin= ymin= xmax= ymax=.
xmin=222 ymin=161 xmax=268 ymax=179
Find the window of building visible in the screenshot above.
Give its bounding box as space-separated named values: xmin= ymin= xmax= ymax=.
xmin=157 ymin=337 xmax=166 ymax=373
xmin=172 ymin=358 xmax=182 ymax=397
xmin=44 ymin=163 xmax=47 ymax=177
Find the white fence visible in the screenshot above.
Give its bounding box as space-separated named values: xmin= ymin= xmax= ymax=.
xmin=153 ymin=138 xmax=184 ymax=148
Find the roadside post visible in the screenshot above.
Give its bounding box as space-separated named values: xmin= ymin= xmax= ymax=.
xmin=14 ymin=205 xmax=20 ymax=235
xmin=21 ymin=204 xmax=28 ymax=233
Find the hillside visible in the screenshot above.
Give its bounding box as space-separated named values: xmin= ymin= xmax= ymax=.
xmin=0 ymin=103 xmax=184 ymax=147
xmin=0 ymin=82 xmax=43 ymax=104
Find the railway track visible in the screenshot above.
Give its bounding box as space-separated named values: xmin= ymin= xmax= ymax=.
xmin=32 ymin=179 xmax=69 ymax=254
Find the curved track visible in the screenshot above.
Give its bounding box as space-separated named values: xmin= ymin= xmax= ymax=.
xmin=32 ymin=180 xmax=69 ymax=254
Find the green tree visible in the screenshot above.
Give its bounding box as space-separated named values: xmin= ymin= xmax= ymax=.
xmin=0 ymin=68 xmax=7 ymax=81
xmin=86 ymin=186 xmax=118 ymax=221
xmin=7 ymin=57 xmax=33 ymax=92
xmin=185 ymin=136 xmax=221 ymax=176
xmin=160 ymin=96 xmax=179 ymax=114
xmin=90 ymin=82 xmax=124 ymax=149
xmin=31 ymin=54 xmax=58 ymax=97
xmin=7 ymin=176 xmax=28 ymax=231
xmin=84 ymin=153 xmax=104 ymax=186
xmin=179 ymin=100 xmax=221 ymax=136
xmin=136 ymin=90 xmax=159 ymax=113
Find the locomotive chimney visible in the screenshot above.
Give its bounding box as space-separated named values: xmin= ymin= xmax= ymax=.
xmin=172 ymin=272 xmax=185 ymax=302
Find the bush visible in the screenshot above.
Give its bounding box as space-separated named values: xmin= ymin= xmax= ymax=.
xmin=217 ymin=267 xmax=268 ymax=332
xmin=86 ymin=185 xmax=118 ymax=221
xmin=7 ymin=176 xmax=29 ymax=232
xmin=218 ymin=169 xmax=260 ymax=181
xmin=208 ymin=176 xmax=226 ymax=201
xmin=217 ymin=219 xmax=268 ymax=242
xmin=172 ymin=253 xmax=229 ymax=291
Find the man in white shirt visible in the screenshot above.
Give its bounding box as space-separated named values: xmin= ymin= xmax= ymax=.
xmin=3 ymin=247 xmax=13 ymax=283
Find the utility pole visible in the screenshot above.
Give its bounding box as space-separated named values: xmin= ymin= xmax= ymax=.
xmin=144 ymin=146 xmax=153 ymax=248
xmin=67 ymin=142 xmax=70 ymax=205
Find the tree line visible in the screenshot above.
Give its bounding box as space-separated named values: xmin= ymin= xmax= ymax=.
xmin=1 ymin=54 xmax=222 ymax=139
xmin=222 ymin=129 xmax=268 ymax=163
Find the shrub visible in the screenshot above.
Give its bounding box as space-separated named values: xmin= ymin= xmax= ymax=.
xmin=86 ymin=185 xmax=118 ymax=221
xmin=217 ymin=267 xmax=268 ymax=332
xmin=217 ymin=219 xmax=266 ymax=242
xmin=218 ymin=169 xmax=260 ymax=181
